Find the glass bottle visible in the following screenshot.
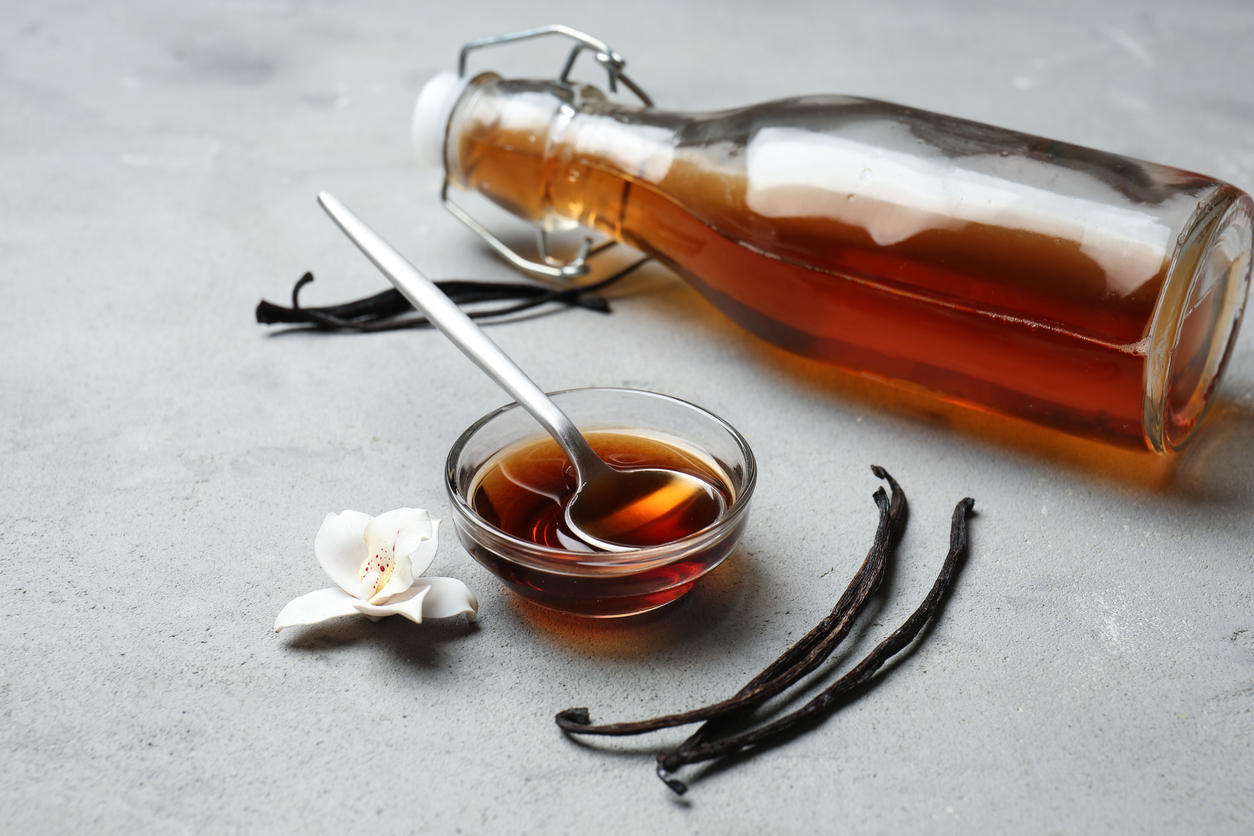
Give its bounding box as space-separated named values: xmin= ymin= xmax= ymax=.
xmin=415 ymin=70 xmax=1252 ymax=453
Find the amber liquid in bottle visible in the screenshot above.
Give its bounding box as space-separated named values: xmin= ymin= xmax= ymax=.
xmin=466 ymin=430 xmax=737 ymax=617
xmin=446 ymin=79 xmax=1253 ymax=451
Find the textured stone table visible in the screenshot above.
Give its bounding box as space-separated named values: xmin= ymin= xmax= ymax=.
xmin=3 ymin=1 xmax=1252 ymax=833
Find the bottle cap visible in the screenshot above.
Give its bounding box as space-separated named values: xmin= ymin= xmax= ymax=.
xmin=412 ymin=71 xmax=471 ymax=169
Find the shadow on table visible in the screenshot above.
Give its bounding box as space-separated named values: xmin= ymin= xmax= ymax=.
xmin=279 ymin=612 xmax=480 ymax=668
xmin=1167 ymin=401 xmax=1254 ymax=505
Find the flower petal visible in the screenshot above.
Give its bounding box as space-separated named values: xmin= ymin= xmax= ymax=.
xmin=415 ymin=577 xmax=478 ymax=622
xmin=353 ymin=584 xmax=431 ymax=624
xmin=394 ymin=512 xmax=438 ymax=575
xmin=274 ymin=587 xmax=362 ymax=632
xmin=371 ymin=509 xmax=440 ymax=602
xmin=352 ymin=577 xmax=478 ymax=623
xmin=315 ymin=510 xmax=373 ymax=596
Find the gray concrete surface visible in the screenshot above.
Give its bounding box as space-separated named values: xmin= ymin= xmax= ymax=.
xmin=3 ymin=1 xmax=1253 ymax=833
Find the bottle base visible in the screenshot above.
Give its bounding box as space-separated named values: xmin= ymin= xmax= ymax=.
xmin=1144 ymin=189 xmax=1253 ymax=454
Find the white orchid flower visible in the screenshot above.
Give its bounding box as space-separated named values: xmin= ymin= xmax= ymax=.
xmin=274 ymin=508 xmax=477 ymax=631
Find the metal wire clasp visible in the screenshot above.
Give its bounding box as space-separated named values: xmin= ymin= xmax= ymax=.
xmin=440 ymin=25 xmax=654 ymax=284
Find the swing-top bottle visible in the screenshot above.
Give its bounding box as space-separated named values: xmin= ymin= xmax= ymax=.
xmin=412 ymin=43 xmax=1252 ymax=453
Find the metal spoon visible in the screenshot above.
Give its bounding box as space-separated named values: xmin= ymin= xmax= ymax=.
xmin=317 ymin=192 xmax=725 ymax=552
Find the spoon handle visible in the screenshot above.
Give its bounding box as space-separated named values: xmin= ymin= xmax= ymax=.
xmin=317 ymin=192 xmax=608 ymax=480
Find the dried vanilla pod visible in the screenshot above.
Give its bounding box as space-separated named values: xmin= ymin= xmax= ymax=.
xmin=655 ymin=495 xmax=975 ymax=794
xmin=256 ymin=258 xmax=647 ymax=333
xmin=556 ymin=466 xmax=905 ymax=737
xmin=555 ymin=467 xmax=975 ymax=795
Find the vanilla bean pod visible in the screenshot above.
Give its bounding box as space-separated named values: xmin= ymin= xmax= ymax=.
xmin=258 ymin=280 xmax=595 ymax=324
xmin=555 ymin=465 xmax=906 ymax=737
xmin=716 ymin=466 xmax=907 ymax=695
xmin=667 ymin=469 xmax=905 ymax=758
xmin=654 ymin=496 xmax=975 ymax=795
xmin=256 ymin=272 xmax=607 ymax=331
xmin=256 ymin=257 xmax=647 ymax=332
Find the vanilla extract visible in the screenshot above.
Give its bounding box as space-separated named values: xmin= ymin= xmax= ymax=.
xmin=470 ymin=430 xmax=732 ymax=550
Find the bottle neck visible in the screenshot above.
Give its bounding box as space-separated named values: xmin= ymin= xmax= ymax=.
xmin=446 ymin=75 xmax=680 ymax=235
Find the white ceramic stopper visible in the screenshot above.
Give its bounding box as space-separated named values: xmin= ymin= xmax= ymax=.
xmin=412 ymin=71 xmax=470 ymax=169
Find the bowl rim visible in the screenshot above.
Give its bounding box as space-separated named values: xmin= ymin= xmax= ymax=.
xmin=444 ymin=387 xmax=756 ymax=576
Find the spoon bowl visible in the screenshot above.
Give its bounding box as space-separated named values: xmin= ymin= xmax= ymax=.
xmin=565 ymin=465 xmax=726 ymax=551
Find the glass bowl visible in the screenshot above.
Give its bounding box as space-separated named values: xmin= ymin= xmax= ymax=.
xmin=445 ymin=388 xmax=756 ymax=617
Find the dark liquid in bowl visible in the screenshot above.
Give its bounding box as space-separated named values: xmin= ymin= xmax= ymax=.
xmin=470 ymin=431 xmax=732 ymax=551
xmin=462 ymin=430 xmax=743 ymax=617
